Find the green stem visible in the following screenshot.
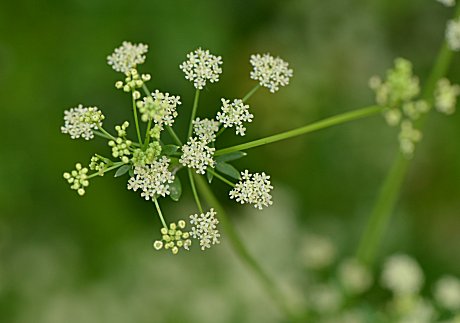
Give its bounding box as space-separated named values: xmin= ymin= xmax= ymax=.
xmin=216 ymin=126 xmax=226 ymax=137
xmin=215 ymin=105 xmax=382 ymax=156
xmin=87 ymin=162 xmax=125 ymax=179
xmin=208 ymin=169 xmax=235 ymax=187
xmin=144 ymin=118 xmax=152 ymax=148
xmin=132 ymin=93 xmax=143 ymax=145
xmin=188 ymin=169 xmax=204 ymax=213
xmin=355 ymin=4 xmax=460 ymax=267
xmin=153 ymin=197 xmax=168 ymax=229
xmin=96 ymin=127 xmax=116 ymax=140
xmin=242 ymin=84 xmax=261 ymax=102
xmin=188 ymin=89 xmax=200 ymax=138
xmin=194 ymin=175 xmax=298 ymax=321
xmin=166 ymin=125 xmax=183 ymax=146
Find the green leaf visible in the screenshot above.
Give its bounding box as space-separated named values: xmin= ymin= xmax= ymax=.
xmin=169 ymin=176 xmax=182 ymax=201
xmin=206 ymin=169 xmax=214 ymax=183
xmin=128 ymin=168 xmax=134 ymax=177
xmin=216 ymin=162 xmax=241 ymax=180
xmin=162 ymin=145 xmax=180 ymax=156
xmin=215 ymin=151 xmax=247 ymax=163
xmin=114 ymin=164 xmax=131 ymax=177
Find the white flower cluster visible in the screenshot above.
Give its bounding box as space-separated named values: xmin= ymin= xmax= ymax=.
xmin=189 ymin=208 xmax=220 ymax=250
xmin=338 ymin=258 xmax=373 ymax=295
xmin=447 ymin=18 xmax=460 ymax=51
xmin=250 ymin=53 xmax=293 ymax=93
xmin=180 ymin=48 xmax=223 ymax=90
xmin=63 ymin=163 xmax=89 ymax=196
xmin=216 ymin=98 xmax=254 ymax=136
xmin=435 ymin=78 xmax=460 ymax=115
xmin=61 ymin=105 xmax=104 ymax=140
xmin=193 ymin=118 xmax=219 ymax=143
xmin=437 ymin=0 xmax=456 ymax=6
xmin=127 ymin=156 xmax=174 ymax=199
xmin=229 ymin=170 xmax=273 ymax=210
xmin=153 ymin=220 xmax=192 ymax=255
xmin=107 ymin=41 xmax=148 ymax=74
xmin=179 ymin=138 xmax=216 ymax=174
xmin=137 ymin=90 xmax=182 ymax=128
xmin=434 ymin=276 xmax=460 ymax=311
xmin=381 ymin=254 xmax=424 ymax=295
xmin=398 ymin=120 xmax=422 ymax=157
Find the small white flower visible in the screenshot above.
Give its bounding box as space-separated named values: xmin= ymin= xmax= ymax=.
xmin=179 ymin=48 xmax=223 ymax=89
xmin=250 ymin=53 xmax=293 ymax=93
xmin=437 ymin=0 xmax=456 ymax=7
xmin=179 ymin=138 xmax=216 ymax=174
xmin=189 ymin=208 xmax=220 ymax=250
xmin=216 ymin=98 xmax=254 ymax=136
xmin=434 ymin=275 xmax=460 ymax=311
xmin=61 ymin=105 xmax=104 ymax=140
xmin=193 ymin=118 xmax=219 ymax=143
xmin=63 ymin=163 xmax=89 ymax=196
xmin=137 ymin=90 xmax=182 ymax=128
xmin=107 ymin=41 xmax=148 ymax=74
xmin=435 ymin=78 xmax=460 ymax=115
xmin=381 ymin=254 xmax=424 ymax=295
xmin=338 ymin=258 xmax=373 ymax=295
xmin=127 ymin=156 xmax=174 ymax=199
xmin=299 ymin=233 xmax=336 ymax=270
xmin=229 ymin=170 xmax=273 ymax=210
xmin=447 ymin=18 xmax=460 ymax=51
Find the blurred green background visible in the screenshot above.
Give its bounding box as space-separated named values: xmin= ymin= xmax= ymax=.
xmin=1 ymin=0 xmax=460 ymax=322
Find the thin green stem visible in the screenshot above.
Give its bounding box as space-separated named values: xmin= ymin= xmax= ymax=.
xmin=208 ymin=169 xmax=235 ymax=187
xmin=96 ymin=127 xmax=116 ymax=140
xmin=355 ymin=3 xmax=460 ymax=267
xmin=188 ymin=169 xmax=204 ymax=213
xmin=87 ymin=162 xmax=124 ymax=179
xmin=216 ymin=126 xmax=226 ymax=137
xmin=144 ymin=118 xmax=152 ymax=148
xmin=188 ymin=89 xmax=200 ymax=138
xmin=195 ymin=175 xmax=298 ymax=321
xmin=166 ymin=125 xmax=183 ymax=146
xmin=153 ymin=197 xmax=168 ymax=229
xmin=215 ymin=105 xmax=383 ymax=156
xmin=242 ymin=84 xmax=261 ymax=102
xmin=131 ymin=93 xmax=143 ymax=145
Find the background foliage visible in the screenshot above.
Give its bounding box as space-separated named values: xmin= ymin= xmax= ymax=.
xmin=0 ymin=0 xmax=459 ymax=322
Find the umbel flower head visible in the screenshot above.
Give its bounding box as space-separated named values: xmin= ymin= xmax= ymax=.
xmin=127 ymin=156 xmax=175 ymax=199
xmin=137 ymin=90 xmax=182 ymax=128
xmin=250 ymin=53 xmax=293 ymax=93
xmin=179 ymin=48 xmax=223 ymax=89
xmin=189 ymin=208 xmax=220 ymax=250
xmin=179 ymin=137 xmax=216 ymax=174
xmin=193 ymin=118 xmax=219 ymax=144
xmin=229 ymin=170 xmax=273 ymax=210
xmin=63 ymin=163 xmax=89 ymax=196
xmin=61 ymin=105 xmax=104 ymax=140
xmin=447 ymin=17 xmax=460 ymax=51
xmin=435 ymin=78 xmax=460 ymax=115
xmin=437 ymin=0 xmax=456 ymax=7
xmin=153 ymin=220 xmax=192 ymax=255
xmin=216 ymin=98 xmax=253 ymax=136
xmin=107 ymin=41 xmax=148 ymax=74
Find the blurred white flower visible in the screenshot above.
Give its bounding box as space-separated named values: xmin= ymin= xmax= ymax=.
xmin=447 ymin=18 xmax=460 ymax=51
xmin=435 ymin=78 xmax=460 ymax=115
xmin=437 ymin=0 xmax=456 ymax=7
xmin=338 ymin=258 xmax=373 ymax=295
xmin=434 ymin=275 xmax=460 ymax=311
xmin=381 ymin=254 xmax=424 ymax=295
xmin=299 ymin=233 xmax=336 ymax=270
xmin=398 ymin=120 xmax=422 ymax=158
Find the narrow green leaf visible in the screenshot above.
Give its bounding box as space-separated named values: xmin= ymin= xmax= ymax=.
xmin=206 ymin=169 xmax=214 ymax=183
xmin=128 ymin=168 xmax=134 ymax=177
xmin=169 ymin=176 xmax=182 ymax=201
xmin=215 ymin=151 xmax=247 ymax=163
xmin=114 ymin=164 xmax=131 ymax=177
xmin=162 ymin=144 xmax=180 ymax=156
xmin=216 ymin=162 xmax=241 ymax=180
